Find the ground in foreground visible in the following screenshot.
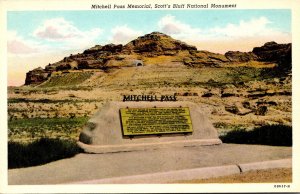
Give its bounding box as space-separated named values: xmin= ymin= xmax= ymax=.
xmin=176 ymin=168 xmax=292 ymax=183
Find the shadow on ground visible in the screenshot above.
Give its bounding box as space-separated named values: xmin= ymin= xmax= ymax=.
xmin=220 ymin=124 xmax=292 ymax=146
xmin=8 ymin=124 xmax=292 ymax=169
xmin=8 ymin=138 xmax=82 ymax=169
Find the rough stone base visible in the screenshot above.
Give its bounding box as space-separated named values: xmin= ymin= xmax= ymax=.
xmin=78 ymin=101 xmax=222 ymax=153
xmin=78 ymin=138 xmax=222 ymax=153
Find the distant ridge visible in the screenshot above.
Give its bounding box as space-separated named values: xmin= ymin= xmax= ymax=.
xmin=25 ymin=32 xmax=291 ymax=85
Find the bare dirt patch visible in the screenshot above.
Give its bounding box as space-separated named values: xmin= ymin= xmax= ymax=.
xmin=176 ymin=168 xmax=292 ymax=183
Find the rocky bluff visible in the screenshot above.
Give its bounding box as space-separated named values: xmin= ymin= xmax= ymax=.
xmin=25 ymin=32 xmax=291 ymax=85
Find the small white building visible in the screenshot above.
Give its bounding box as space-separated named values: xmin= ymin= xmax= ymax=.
xmin=132 ymin=60 xmax=143 ymax=66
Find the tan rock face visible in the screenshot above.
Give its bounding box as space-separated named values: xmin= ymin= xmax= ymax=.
xmin=225 ymin=51 xmax=258 ymax=62
xmin=124 ymin=32 xmax=197 ymax=55
xmin=24 ymin=32 xmax=291 ymax=88
xmin=25 ymin=67 xmax=50 ymax=85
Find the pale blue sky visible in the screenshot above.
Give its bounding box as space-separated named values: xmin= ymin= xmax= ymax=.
xmin=8 ymin=10 xmax=291 ymax=52
xmin=8 ymin=10 xmax=291 ymax=34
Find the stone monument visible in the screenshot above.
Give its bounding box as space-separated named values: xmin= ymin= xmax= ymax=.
xmin=78 ymin=101 xmax=222 ymax=153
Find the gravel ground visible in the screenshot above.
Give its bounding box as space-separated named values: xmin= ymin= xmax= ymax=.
xmin=176 ymin=168 xmax=292 ymax=183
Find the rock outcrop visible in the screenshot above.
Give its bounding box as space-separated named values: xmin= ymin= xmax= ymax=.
xmin=84 ymin=44 xmax=123 ymax=54
xmin=252 ymin=41 xmax=291 ymax=69
xmin=224 ymin=41 xmax=291 ymax=71
xmin=124 ymin=32 xmax=197 ymax=56
xmin=225 ymin=51 xmax=258 ymax=62
xmin=24 ymin=32 xmax=292 ymax=85
xmin=186 ymin=50 xmax=230 ymax=67
xmin=25 ymin=67 xmax=50 ymax=85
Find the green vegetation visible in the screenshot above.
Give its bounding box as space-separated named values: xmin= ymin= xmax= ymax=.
xmin=9 ymin=117 xmax=88 ymax=129
xmin=225 ymin=67 xmax=265 ymax=83
xmin=8 ymin=98 xmax=99 ymax=104
xmin=220 ymin=124 xmax=292 ymax=146
xmin=8 ymin=117 xmax=89 ymax=142
xmin=176 ymin=67 xmax=267 ymax=88
xmin=260 ymin=66 xmax=291 ymax=78
xmin=40 ymin=72 xmax=92 ymax=87
xmin=214 ymin=122 xmax=250 ymax=136
xmin=8 ymin=138 xmax=82 ymax=169
xmin=117 ymin=66 xmax=269 ymax=89
xmin=8 ymin=117 xmax=89 ymax=168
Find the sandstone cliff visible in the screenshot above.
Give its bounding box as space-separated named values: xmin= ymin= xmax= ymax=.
xmin=24 ymin=32 xmax=292 ymax=85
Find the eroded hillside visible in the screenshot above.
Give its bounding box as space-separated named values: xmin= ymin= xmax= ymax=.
xmin=8 ymin=32 xmax=292 ymax=142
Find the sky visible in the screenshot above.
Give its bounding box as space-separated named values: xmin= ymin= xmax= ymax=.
xmin=7 ymin=10 xmax=291 ymax=86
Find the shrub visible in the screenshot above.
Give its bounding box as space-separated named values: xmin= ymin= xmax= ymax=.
xmin=220 ymin=124 xmax=292 ymax=146
xmin=8 ymin=138 xmax=82 ymax=169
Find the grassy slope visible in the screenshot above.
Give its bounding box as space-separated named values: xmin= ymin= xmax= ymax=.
xmin=40 ymin=72 xmax=93 ymax=88
xmin=8 ymin=117 xmax=89 ymax=142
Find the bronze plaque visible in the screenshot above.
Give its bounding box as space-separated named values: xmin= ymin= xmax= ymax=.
xmin=120 ymin=107 xmax=193 ymax=135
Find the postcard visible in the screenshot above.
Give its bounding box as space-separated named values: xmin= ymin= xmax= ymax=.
xmin=1 ymin=0 xmax=299 ymax=193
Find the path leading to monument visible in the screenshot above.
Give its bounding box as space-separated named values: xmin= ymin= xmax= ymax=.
xmin=8 ymin=144 xmax=292 ymax=184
